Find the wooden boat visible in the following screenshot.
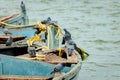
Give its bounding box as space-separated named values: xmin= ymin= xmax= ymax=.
xmin=0 ymin=2 xmax=30 ymax=56
xmin=0 ymin=34 xmax=26 ymax=44
xmin=0 ymin=2 xmax=87 ymax=79
xmin=0 ymin=1 xmax=29 ymax=43
xmin=0 ymin=49 xmax=82 ymax=80
xmin=0 ymin=2 xmax=29 ymax=26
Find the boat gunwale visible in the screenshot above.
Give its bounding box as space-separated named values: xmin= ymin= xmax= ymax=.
xmin=0 ymin=75 xmax=52 ymax=80
xmin=0 ymin=13 xmax=20 ymax=22
xmin=52 ymin=51 xmax=82 ymax=80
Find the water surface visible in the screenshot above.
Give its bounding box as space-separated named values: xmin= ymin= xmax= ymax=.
xmin=0 ymin=0 xmax=120 ymax=80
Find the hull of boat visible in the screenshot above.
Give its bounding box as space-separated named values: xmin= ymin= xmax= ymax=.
xmin=0 ymin=54 xmax=79 ymax=80
xmin=0 ymin=12 xmax=29 ymax=26
xmin=16 ymin=49 xmax=82 ymax=80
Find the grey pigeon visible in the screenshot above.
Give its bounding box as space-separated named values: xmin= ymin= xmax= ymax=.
xmin=20 ymin=1 xmax=26 ymax=12
xmin=50 ymin=63 xmax=66 ymax=74
xmin=3 ymin=28 xmax=11 ymax=35
xmin=47 ymin=17 xmax=51 ymax=22
xmin=41 ymin=17 xmax=52 ymax=24
xmin=27 ymin=46 xmax=36 ymax=57
xmin=63 ymin=28 xmax=71 ymax=38
xmin=6 ymin=35 xmax=13 ymax=46
xmin=65 ymin=40 xmax=76 ymax=56
xmin=62 ymin=28 xmax=72 ymax=44
xmin=62 ymin=28 xmax=89 ymax=60
xmin=62 ymin=29 xmax=76 ymax=56
xmin=67 ymin=44 xmax=75 ymax=56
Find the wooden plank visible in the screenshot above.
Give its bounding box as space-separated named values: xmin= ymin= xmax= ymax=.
xmin=0 ymin=35 xmax=26 ymax=43
xmin=0 ymin=14 xmax=19 ymax=22
xmin=45 ymin=53 xmax=78 ymax=64
xmin=0 ymin=44 xmax=27 ymax=49
xmin=17 ymin=50 xmax=78 ymax=64
xmin=0 ymin=75 xmax=51 ymax=80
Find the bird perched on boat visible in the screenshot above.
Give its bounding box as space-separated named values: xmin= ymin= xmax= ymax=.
xmin=20 ymin=1 xmax=26 ymax=13
xmin=62 ymin=28 xmax=72 ymax=44
xmin=3 ymin=27 xmax=12 ymax=36
xmin=62 ymin=28 xmax=75 ymax=56
xmin=50 ymin=63 xmax=66 ymax=74
xmin=27 ymin=46 xmax=36 ymax=57
xmin=41 ymin=17 xmax=52 ymax=24
xmin=66 ymin=43 xmax=75 ymax=56
xmin=6 ymin=35 xmax=13 ymax=46
xmin=46 ymin=17 xmax=51 ymax=23
xmin=62 ymin=28 xmax=89 ymax=60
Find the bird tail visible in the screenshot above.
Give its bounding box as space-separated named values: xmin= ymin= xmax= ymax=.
xmin=76 ymin=47 xmax=89 ymax=61
xmin=50 ymin=71 xmax=55 ymax=74
xmin=62 ymin=37 xmax=65 ymax=44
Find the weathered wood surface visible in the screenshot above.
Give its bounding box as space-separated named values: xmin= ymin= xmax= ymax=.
xmin=0 ymin=34 xmax=26 ymax=44
xmin=0 ymin=75 xmax=52 ymax=80
xmin=0 ymin=14 xmax=19 ymax=22
xmin=17 ymin=49 xmax=78 ymax=64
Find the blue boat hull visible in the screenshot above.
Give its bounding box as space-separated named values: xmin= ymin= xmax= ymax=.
xmin=0 ymin=54 xmax=73 ymax=79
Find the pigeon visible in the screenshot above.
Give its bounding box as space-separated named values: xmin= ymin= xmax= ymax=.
xmin=6 ymin=35 xmax=13 ymax=46
xmin=63 ymin=28 xmax=71 ymax=38
xmin=46 ymin=17 xmax=51 ymax=22
xmin=61 ymin=29 xmax=76 ymax=56
xmin=41 ymin=17 xmax=52 ymax=24
xmin=27 ymin=46 xmax=36 ymax=57
xmin=62 ymin=28 xmax=89 ymax=60
xmin=67 ymin=44 xmax=75 ymax=56
xmin=50 ymin=63 xmax=66 ymax=74
xmin=20 ymin=1 xmax=26 ymax=12
xmin=64 ymin=40 xmax=76 ymax=56
xmin=3 ymin=28 xmax=11 ymax=35
xmin=62 ymin=28 xmax=72 ymax=44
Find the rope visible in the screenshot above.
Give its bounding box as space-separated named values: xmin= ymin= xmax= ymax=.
xmin=27 ymin=34 xmax=40 ymax=46
xmin=0 ymin=21 xmax=21 ymax=27
xmin=26 ymin=22 xmax=46 ymax=47
xmin=0 ymin=21 xmax=36 ymax=29
xmin=36 ymin=22 xmax=46 ymax=32
xmin=55 ymin=26 xmax=64 ymax=40
xmin=0 ymin=21 xmax=64 ymax=49
xmin=57 ymin=48 xmax=63 ymax=57
xmin=18 ymin=56 xmax=45 ymax=61
xmin=35 ymin=46 xmax=49 ymax=50
xmin=36 ymin=53 xmax=45 ymax=58
xmin=0 ymin=21 xmax=63 ymax=40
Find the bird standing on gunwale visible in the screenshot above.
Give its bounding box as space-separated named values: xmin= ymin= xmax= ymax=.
xmin=27 ymin=46 xmax=36 ymax=57
xmin=41 ymin=17 xmax=52 ymax=24
xmin=62 ymin=28 xmax=75 ymax=56
xmin=62 ymin=28 xmax=89 ymax=60
xmin=66 ymin=43 xmax=75 ymax=56
xmin=20 ymin=1 xmax=26 ymax=13
xmin=6 ymin=35 xmax=13 ymax=46
xmin=50 ymin=63 xmax=66 ymax=74
xmin=62 ymin=28 xmax=72 ymax=44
